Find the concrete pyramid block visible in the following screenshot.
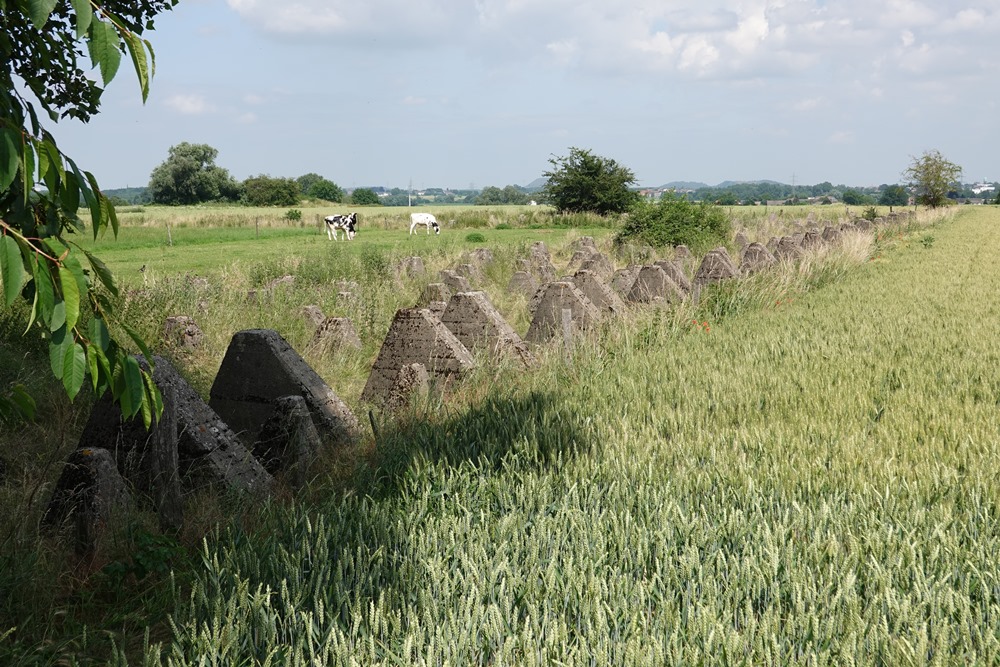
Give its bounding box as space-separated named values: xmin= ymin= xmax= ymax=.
xmin=508 ymin=270 xmax=538 ymax=296
xmin=210 ymin=329 xmax=360 ymax=449
xmin=525 ymin=281 xmax=602 ymax=343
xmin=77 ymin=355 xmax=274 ymax=496
xmin=440 ymin=291 xmax=535 ymax=366
xmin=740 ymin=242 xmax=778 ymax=275
xmin=572 ymin=270 xmax=627 ymax=316
xmin=774 ymin=236 xmax=805 ymax=260
xmin=309 ymin=317 xmax=362 ymax=354
xmin=385 ymin=363 xmax=430 ymax=411
xmin=610 ymin=265 xmax=642 ymax=296
xmin=653 ymin=259 xmax=691 ymax=293
xmin=579 ymin=253 xmax=615 ymax=281
xmin=418 ymin=282 xmax=451 ymax=306
xmin=822 ymin=226 xmax=842 ymax=243
xmin=439 ymin=269 xmax=472 ymax=294
xmin=694 ymin=248 xmax=739 ymax=285
xmin=360 ymin=308 xmax=476 ymax=405
xmin=626 ymin=265 xmax=685 ymax=304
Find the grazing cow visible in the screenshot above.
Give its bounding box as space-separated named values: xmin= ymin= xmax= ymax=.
xmin=409 ymin=212 xmax=440 ymax=235
xmin=324 ymin=212 xmax=358 ymax=240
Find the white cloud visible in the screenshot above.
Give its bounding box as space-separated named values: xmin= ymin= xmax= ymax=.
xmin=828 ymin=130 xmax=854 ymax=144
xmin=165 ymin=94 xmax=212 ymax=115
xmin=403 ymin=96 xmax=427 ymax=106
xmin=792 ymin=97 xmax=822 ymax=112
xmin=236 ymin=112 xmax=257 ymax=124
xmin=223 ymin=0 xmax=1000 ymax=87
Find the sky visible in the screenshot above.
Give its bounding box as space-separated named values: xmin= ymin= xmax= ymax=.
xmin=48 ymin=0 xmax=1000 ymax=191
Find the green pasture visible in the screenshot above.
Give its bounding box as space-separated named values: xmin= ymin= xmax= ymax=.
xmin=3 ymin=204 xmax=999 ymax=665
xmin=77 ymin=204 xmax=605 ymax=282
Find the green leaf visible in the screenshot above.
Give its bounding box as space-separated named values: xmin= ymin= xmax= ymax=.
xmin=88 ymin=317 xmax=111 ymax=352
xmin=69 ymin=0 xmax=92 ymax=37
xmin=122 ymin=322 xmax=155 ymax=366
xmin=85 ymin=171 xmax=105 ymax=231
xmin=50 ymin=299 xmax=66 ymax=333
xmin=62 ymin=251 xmax=90 ymax=305
xmin=86 ymin=343 xmax=99 ymax=390
xmin=49 ymin=324 xmax=70 ymax=380
xmin=27 ymin=0 xmax=58 ymax=28
xmin=61 ymin=168 xmax=80 ymax=215
xmin=63 ymin=342 xmax=87 ymax=400
xmin=32 ymin=255 xmax=55 ymax=327
xmin=25 ymin=254 xmax=52 ymax=334
xmin=10 ymin=384 xmax=37 ymax=421
xmin=20 ymin=139 xmax=34 ymax=205
xmin=144 ymin=370 xmax=164 ymax=423
xmin=0 ymin=127 xmax=19 ymax=191
xmin=123 ymin=30 xmax=150 ymax=102
xmin=38 ymin=136 xmax=63 ymax=194
xmin=87 ymin=19 xmax=122 ymax=86
xmin=0 ymin=235 xmax=26 ymax=307
xmin=121 ymin=355 xmax=144 ymax=419
xmin=82 ymin=248 xmax=119 ymax=297
xmin=58 ymin=266 xmax=81 ymax=332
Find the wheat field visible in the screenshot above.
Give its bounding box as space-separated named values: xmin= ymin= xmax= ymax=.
xmin=85 ymin=207 xmax=1000 ymax=665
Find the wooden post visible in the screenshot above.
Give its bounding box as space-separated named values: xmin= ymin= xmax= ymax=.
xmin=150 ymin=383 xmax=183 ymax=532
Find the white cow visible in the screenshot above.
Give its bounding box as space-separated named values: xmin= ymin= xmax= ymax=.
xmin=324 ymin=212 xmax=357 ymax=240
xmin=409 ymin=212 xmax=440 ymax=235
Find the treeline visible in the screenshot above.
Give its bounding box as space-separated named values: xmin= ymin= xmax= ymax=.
xmin=687 ymin=180 xmax=998 ymax=206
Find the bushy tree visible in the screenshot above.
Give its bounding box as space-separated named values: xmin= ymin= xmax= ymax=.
xmin=476 ymin=185 xmax=529 ymax=205
xmin=903 ymin=150 xmax=962 ymax=208
xmin=542 ymin=147 xmax=639 ymax=215
xmin=350 ymin=188 xmax=381 ymax=206
xmin=241 ymin=175 xmax=300 ymax=207
xmin=148 ymin=143 xmax=239 ymax=205
xmin=309 ymin=179 xmax=343 ymax=202
xmin=1 ymin=0 xmax=176 ymax=423
xmin=615 ymin=191 xmax=731 ymax=251
xmin=879 ymin=185 xmax=909 ymax=207
xmin=297 ymin=173 xmax=343 ymax=202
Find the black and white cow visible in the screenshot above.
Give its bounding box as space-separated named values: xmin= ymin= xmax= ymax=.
xmin=409 ymin=212 xmax=440 ymax=235
xmin=324 ymin=212 xmax=357 ymax=240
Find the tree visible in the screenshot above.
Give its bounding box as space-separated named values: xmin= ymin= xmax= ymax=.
xmin=296 ymin=173 xmax=343 ymax=202
xmin=148 ymin=142 xmax=240 ymax=205
xmin=841 ymin=189 xmax=864 ymax=206
xmin=350 ymin=188 xmax=381 ymax=206
xmin=879 ymin=185 xmax=909 ymax=207
xmin=476 ymin=185 xmax=529 ymax=205
xmin=542 ymin=147 xmax=639 ymax=215
xmin=1 ymin=0 xmax=176 ymax=424
xmin=296 ymin=173 xmax=323 ymax=196
xmin=616 ymin=191 xmax=731 ymax=251
xmin=241 ymin=175 xmax=300 ymax=207
xmin=309 ymin=179 xmax=343 ymax=202
xmin=903 ymin=149 xmax=963 ymax=208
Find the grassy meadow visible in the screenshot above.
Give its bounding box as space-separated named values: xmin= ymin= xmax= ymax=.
xmin=3 ymin=203 xmax=999 ymax=665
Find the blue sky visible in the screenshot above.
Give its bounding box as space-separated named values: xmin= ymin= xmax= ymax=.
xmin=50 ymin=0 xmax=999 ymax=191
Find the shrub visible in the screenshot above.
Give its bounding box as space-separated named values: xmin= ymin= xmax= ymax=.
xmin=465 ymin=232 xmax=486 ymax=243
xmin=615 ymin=191 xmax=731 ymax=251
xmin=284 ymin=209 xmax=302 ymax=222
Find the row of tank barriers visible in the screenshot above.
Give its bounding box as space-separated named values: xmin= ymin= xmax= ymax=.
xmin=44 ymin=211 xmax=915 ymax=554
